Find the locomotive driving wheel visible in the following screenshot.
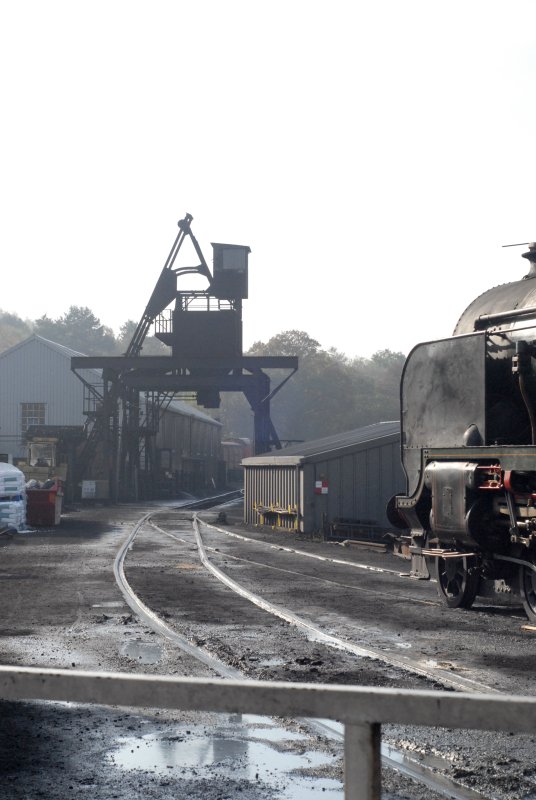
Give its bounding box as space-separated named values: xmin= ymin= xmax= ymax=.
xmin=519 ymin=562 xmax=536 ymax=622
xmin=435 ymin=555 xmax=480 ymax=609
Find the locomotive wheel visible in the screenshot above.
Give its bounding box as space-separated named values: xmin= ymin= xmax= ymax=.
xmin=435 ymin=556 xmax=480 ymax=609
xmin=519 ymin=563 xmax=536 ymax=622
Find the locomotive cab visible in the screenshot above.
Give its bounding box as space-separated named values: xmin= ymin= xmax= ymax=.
xmin=395 ymin=243 xmax=536 ymax=620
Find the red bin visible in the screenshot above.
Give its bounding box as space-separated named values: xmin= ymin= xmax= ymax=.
xmin=26 ymin=483 xmax=63 ymax=526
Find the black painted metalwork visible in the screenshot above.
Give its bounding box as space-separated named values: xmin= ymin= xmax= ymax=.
xmin=394 ymin=243 xmax=536 ymax=618
xmin=71 ymin=213 xmax=297 ymax=500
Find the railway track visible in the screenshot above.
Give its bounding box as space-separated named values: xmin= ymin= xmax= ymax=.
xmin=192 ymin=514 xmax=493 ymax=694
xmin=114 ymin=499 xmax=503 ymax=799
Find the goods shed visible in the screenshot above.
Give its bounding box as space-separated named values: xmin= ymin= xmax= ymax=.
xmin=156 ymin=399 xmax=222 ymax=494
xmin=0 ymin=335 xmax=98 ymax=462
xmin=0 ymin=335 xmax=223 ymax=499
xmin=242 ymin=421 xmax=404 ymax=536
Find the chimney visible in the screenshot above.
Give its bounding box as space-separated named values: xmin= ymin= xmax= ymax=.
xmin=522 ymin=242 xmax=536 ymax=278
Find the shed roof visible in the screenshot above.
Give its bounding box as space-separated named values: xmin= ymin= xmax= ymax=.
xmin=0 ymin=334 xmax=102 ymax=381
xmin=242 ymin=421 xmax=400 ymax=466
xmin=0 ymin=334 xmax=89 ymax=361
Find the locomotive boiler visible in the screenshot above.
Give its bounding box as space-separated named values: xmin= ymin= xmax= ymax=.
xmin=394 ymin=243 xmax=536 ymax=620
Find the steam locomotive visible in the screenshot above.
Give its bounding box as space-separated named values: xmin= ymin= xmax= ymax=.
xmin=393 ymin=243 xmax=536 ymax=620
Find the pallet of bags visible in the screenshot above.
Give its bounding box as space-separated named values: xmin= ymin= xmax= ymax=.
xmin=0 ymin=464 xmax=26 ymax=531
xmin=0 ymin=463 xmax=26 ymax=497
xmin=0 ymin=498 xmax=26 ymax=530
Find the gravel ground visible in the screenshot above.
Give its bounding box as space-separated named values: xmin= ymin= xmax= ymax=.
xmin=1 ymin=501 xmax=535 ymax=798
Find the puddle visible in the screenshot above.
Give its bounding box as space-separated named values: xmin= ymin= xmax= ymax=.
xmin=92 ymin=601 xmax=126 ymax=608
xmin=120 ymin=639 xmax=163 ymax=664
xmin=382 ymin=744 xmax=484 ymax=800
xmin=247 ymin=726 xmax=305 ymax=743
xmin=109 ymin=718 xmax=342 ymax=798
xmin=240 ymin=714 xmax=270 ymax=725
xmin=217 ymin=715 xmax=306 ymax=744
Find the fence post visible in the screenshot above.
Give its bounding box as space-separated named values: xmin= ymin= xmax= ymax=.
xmin=344 ymin=721 xmax=381 ymax=800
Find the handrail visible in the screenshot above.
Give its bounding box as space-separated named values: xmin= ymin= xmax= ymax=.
xmin=0 ymin=666 xmax=534 ymax=800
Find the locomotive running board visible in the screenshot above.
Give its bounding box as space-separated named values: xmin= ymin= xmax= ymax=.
xmin=412 ymin=547 xmax=478 ymax=559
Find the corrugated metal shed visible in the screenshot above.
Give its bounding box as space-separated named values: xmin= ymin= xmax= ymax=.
xmin=0 ymin=335 xmax=99 ymax=459
xmin=243 ymin=421 xmax=404 ymax=535
xmin=0 ymin=336 xmax=222 ymax=464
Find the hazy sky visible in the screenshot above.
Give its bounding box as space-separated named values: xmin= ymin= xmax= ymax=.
xmin=1 ymin=1 xmax=535 ymax=358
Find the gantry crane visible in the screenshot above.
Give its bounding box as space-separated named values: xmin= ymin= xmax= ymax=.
xmin=72 ymin=213 xmax=297 ymax=500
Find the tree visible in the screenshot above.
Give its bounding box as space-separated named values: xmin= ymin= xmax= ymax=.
xmin=218 ymin=332 xmax=406 ymax=444
xmin=117 ymin=320 xmax=168 ymax=355
xmin=34 ymin=306 xmax=116 ymax=355
xmin=32 ymin=314 xmax=60 ymax=343
xmin=348 ymin=349 xmax=406 ymax=426
xmin=249 ymin=330 xmax=321 ymax=358
xmin=370 ymin=349 xmax=406 ymax=370
xmin=116 ymin=320 xmax=137 ymax=353
xmin=0 ymin=311 xmax=33 ymax=351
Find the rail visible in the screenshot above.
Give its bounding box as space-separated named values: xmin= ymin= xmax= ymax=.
xmin=0 ymin=666 xmax=535 ymax=799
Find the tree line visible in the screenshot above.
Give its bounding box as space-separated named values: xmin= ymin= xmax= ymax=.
xmin=0 ymin=308 xmax=406 ymax=441
xmin=218 ymin=330 xmax=405 ymax=442
xmin=0 ymin=306 xmax=166 ymax=356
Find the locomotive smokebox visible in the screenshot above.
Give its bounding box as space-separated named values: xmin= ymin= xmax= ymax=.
xmin=453 ymin=242 xmax=536 ymax=336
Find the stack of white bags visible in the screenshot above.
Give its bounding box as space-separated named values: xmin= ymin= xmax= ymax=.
xmin=0 ymin=463 xmax=26 ymax=530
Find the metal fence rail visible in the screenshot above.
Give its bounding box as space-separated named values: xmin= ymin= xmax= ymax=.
xmin=1 ymin=665 xmax=535 ymax=800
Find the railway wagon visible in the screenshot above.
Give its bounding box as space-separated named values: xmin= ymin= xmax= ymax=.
xmin=393 ymin=243 xmax=536 ymax=620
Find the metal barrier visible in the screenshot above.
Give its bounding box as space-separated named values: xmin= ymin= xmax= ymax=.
xmin=1 ymin=665 xmax=535 ymax=800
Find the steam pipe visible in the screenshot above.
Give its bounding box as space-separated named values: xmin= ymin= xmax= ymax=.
xmin=518 ymin=373 xmax=536 ymax=445
xmin=474 ymin=305 xmax=536 ymax=330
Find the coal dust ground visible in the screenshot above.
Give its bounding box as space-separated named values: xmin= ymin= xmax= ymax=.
xmin=0 ymin=502 xmax=535 ymax=799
